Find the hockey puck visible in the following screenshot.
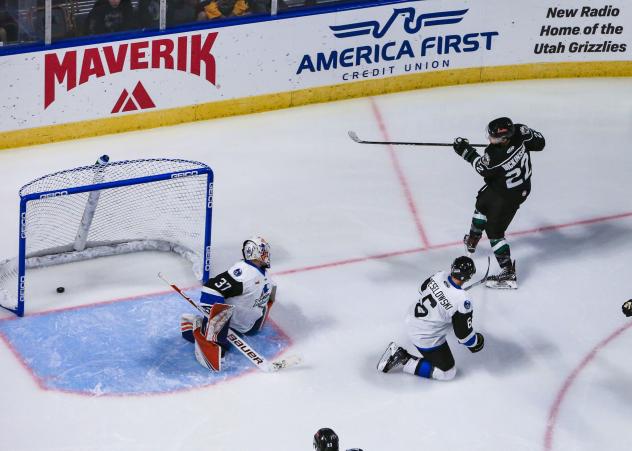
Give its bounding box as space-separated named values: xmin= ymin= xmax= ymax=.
xmin=56 ymin=287 xmax=65 ymax=293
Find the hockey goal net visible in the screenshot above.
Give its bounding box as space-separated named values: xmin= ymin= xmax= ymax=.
xmin=0 ymin=157 xmax=213 ymax=317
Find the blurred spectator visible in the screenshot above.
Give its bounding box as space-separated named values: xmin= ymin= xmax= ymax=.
xmin=167 ymin=0 xmax=199 ymax=26
xmin=197 ymin=0 xmax=248 ymax=21
xmin=247 ymin=0 xmax=287 ymax=14
xmin=0 ymin=3 xmax=18 ymax=44
xmin=137 ymin=0 xmax=161 ymax=29
xmin=83 ymin=0 xmax=137 ymax=35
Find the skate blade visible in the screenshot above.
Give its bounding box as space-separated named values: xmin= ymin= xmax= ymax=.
xmin=377 ymin=342 xmax=397 ymax=372
xmin=485 ymin=280 xmax=518 ymax=289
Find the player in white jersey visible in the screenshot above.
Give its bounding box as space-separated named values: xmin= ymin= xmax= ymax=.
xmin=377 ymin=256 xmax=484 ymax=381
xmin=180 ymin=236 xmax=276 ymax=371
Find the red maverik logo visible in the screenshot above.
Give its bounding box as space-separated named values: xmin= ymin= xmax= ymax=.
xmin=112 ymin=82 xmax=156 ymax=113
xmin=44 ymin=32 xmax=218 ymax=109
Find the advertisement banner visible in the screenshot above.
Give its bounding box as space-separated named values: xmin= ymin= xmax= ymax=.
xmin=0 ymin=0 xmax=629 ymax=134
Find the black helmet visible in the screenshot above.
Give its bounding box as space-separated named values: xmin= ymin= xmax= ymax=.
xmin=487 ymin=117 xmax=515 ymax=140
xmin=451 ymin=256 xmax=476 ymax=282
xmin=314 ymin=428 xmax=339 ymax=451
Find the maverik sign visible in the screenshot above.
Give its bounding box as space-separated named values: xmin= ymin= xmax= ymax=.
xmin=296 ymin=6 xmax=499 ymax=81
xmin=44 ymin=32 xmax=219 ymax=112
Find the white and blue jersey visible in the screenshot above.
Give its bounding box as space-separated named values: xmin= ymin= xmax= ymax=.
xmin=200 ymin=260 xmax=274 ymax=333
xmin=404 ymin=271 xmax=478 ymax=350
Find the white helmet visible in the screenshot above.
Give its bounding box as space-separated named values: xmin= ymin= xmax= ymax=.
xmin=242 ymin=236 xmax=270 ymax=268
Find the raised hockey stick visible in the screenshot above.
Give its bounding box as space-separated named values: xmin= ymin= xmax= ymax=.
xmin=348 ymin=130 xmax=487 ymax=148
xmin=157 ymin=272 xmax=302 ymax=372
xmin=463 ymin=257 xmax=490 ymax=291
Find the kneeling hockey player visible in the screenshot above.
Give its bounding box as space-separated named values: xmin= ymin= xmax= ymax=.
xmin=453 ymin=117 xmax=545 ymax=289
xmin=180 ymin=236 xmax=276 ymax=371
xmin=377 ymin=256 xmax=484 ymax=381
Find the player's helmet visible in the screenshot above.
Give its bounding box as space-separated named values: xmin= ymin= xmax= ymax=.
xmin=487 ymin=117 xmax=515 ymax=142
xmin=313 ymin=428 xmax=339 ymax=451
xmin=451 ymin=256 xmax=476 ymax=282
xmin=242 ymin=236 xmax=271 ymax=268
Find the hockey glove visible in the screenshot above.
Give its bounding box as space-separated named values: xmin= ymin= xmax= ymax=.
xmin=468 ymin=333 xmax=485 ymax=353
xmin=623 ymin=300 xmax=632 ymax=317
xmin=453 ymin=138 xmax=478 ymax=163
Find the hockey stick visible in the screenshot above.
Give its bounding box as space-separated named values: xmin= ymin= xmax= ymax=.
xmin=348 ymin=130 xmax=487 ymax=148
xmin=157 ymin=273 xmax=302 ymax=372
xmin=463 ymin=257 xmax=490 ymax=291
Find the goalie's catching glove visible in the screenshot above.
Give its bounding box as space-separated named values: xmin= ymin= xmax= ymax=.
xmin=453 ymin=137 xmax=478 ymax=164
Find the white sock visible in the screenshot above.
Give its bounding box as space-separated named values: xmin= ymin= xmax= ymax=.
xmin=403 ymin=358 xmax=419 ymax=375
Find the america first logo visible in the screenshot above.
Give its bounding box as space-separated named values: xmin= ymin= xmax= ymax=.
xmin=44 ymin=32 xmax=218 ymax=109
xmin=329 ymin=7 xmax=468 ymax=39
xmin=296 ymin=7 xmax=499 ymax=76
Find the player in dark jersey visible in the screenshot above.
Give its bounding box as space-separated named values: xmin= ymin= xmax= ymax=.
xmin=623 ymin=299 xmax=632 ymax=317
xmin=453 ymin=117 xmax=545 ymax=289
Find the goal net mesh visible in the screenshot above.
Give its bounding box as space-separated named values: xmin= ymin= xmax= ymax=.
xmin=0 ymin=158 xmax=213 ymax=316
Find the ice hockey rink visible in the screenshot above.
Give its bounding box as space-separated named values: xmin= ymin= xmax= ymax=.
xmin=1 ymin=77 xmax=631 ymax=451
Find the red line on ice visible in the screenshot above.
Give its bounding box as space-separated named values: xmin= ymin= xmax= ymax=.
xmin=369 ymin=97 xmax=431 ymax=249
xmin=275 ymin=210 xmax=632 ymax=276
xmin=543 ymin=321 xmax=632 ymax=451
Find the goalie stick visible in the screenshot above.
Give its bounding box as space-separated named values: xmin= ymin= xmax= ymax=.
xmin=348 ymin=130 xmax=487 ymax=148
xmin=463 ymin=257 xmax=490 ymax=291
xmin=157 ymin=272 xmax=302 ymax=372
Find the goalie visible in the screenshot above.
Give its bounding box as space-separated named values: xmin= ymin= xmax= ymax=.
xmin=180 ymin=236 xmax=276 ymax=371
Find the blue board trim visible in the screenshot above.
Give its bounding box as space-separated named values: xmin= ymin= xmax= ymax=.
xmin=0 ymin=0 xmax=423 ymax=56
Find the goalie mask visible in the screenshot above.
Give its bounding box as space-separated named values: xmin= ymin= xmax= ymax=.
xmin=242 ymin=236 xmax=271 ymax=268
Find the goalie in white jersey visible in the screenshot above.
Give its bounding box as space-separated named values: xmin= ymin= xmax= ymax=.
xmin=377 ymin=256 xmax=484 ymax=381
xmin=180 ymin=236 xmax=276 ymax=371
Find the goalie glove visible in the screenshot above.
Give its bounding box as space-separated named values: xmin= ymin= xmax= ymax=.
xmin=453 ymin=137 xmax=478 ymax=164
xmin=623 ymin=300 xmax=632 ymax=317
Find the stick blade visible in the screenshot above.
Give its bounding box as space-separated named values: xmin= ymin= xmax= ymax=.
xmin=348 ymin=130 xmax=361 ymax=143
xmin=270 ymin=354 xmax=303 ymax=372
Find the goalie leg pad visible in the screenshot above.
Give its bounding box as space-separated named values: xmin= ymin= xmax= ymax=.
xmin=203 ymin=303 xmax=234 ymax=342
xmin=193 ymin=327 xmax=222 ymax=372
xmin=181 ymin=314 xmax=202 ymax=343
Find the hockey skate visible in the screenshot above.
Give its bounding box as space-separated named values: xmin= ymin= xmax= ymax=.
xmin=463 ymin=234 xmax=482 ymax=254
xmin=377 ymin=342 xmax=413 ymax=373
xmin=485 ymin=261 xmax=517 ymax=289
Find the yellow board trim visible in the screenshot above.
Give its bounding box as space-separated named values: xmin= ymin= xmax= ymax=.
xmin=1 ymin=60 xmax=631 ymax=150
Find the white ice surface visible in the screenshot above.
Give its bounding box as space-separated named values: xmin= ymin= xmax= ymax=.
xmin=1 ymin=78 xmax=631 ymax=451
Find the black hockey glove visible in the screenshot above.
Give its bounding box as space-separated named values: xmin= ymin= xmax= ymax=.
xmin=453 ymin=138 xmax=478 ymax=163
xmin=623 ymin=300 xmax=632 ymax=317
xmin=468 ymin=333 xmax=485 ymax=353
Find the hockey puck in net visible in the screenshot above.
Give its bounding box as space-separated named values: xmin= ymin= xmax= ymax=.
xmin=56 ymin=287 xmax=65 ymax=293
